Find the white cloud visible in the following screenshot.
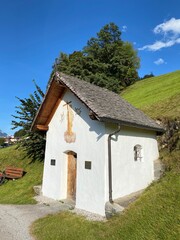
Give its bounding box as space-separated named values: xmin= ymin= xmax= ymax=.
xmin=154 ymin=58 xmax=166 ymax=65
xmin=139 ymin=18 xmax=180 ymax=51
xmin=122 ymin=25 xmax=127 ymax=32
xmin=139 ymin=38 xmax=180 ymax=51
xmin=176 ymin=38 xmax=180 ymax=43
xmin=154 ymin=18 xmax=180 ymax=34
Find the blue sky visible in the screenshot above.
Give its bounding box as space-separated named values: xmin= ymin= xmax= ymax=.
xmin=0 ymin=0 xmax=179 ymax=135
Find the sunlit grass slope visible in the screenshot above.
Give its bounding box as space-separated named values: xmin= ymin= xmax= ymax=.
xmin=121 ymin=70 xmax=180 ymax=119
xmin=0 ymin=145 xmax=43 ymax=204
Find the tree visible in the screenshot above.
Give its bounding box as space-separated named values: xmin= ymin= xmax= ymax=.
xmin=141 ymin=72 xmax=155 ymax=80
xmin=0 ymin=138 xmax=5 ymax=146
xmin=12 ymin=80 xmax=45 ymax=162
xmin=14 ymin=129 xmax=26 ymax=138
xmin=53 ymin=23 xmax=140 ymax=93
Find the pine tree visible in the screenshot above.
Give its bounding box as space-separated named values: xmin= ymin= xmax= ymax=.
xmin=54 ymin=23 xmax=140 ymax=93
xmin=12 ymin=80 xmax=45 ymax=162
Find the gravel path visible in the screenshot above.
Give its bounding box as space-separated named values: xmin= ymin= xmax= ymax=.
xmin=0 ymin=195 xmax=119 ymax=239
xmin=0 ymin=197 xmax=72 ymax=240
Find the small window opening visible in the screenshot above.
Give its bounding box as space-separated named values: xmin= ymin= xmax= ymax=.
xmin=134 ymin=144 xmax=142 ymax=161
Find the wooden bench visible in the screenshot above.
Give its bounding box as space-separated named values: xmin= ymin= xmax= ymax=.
xmin=4 ymin=167 xmax=24 ymax=179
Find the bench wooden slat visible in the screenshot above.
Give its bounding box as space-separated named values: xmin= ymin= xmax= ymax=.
xmin=4 ymin=167 xmax=24 ymax=179
xmin=5 ymin=170 xmax=23 ymax=174
xmin=6 ymin=173 xmax=22 ymax=177
xmin=5 ymin=167 xmax=23 ymax=171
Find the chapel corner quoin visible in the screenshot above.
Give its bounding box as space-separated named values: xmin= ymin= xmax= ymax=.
xmin=31 ymin=72 xmax=164 ymax=216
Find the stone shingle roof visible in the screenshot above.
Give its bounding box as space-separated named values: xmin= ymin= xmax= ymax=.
xmin=55 ymin=72 xmax=164 ymax=132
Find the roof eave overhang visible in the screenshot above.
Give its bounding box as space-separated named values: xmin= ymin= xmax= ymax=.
xmin=31 ymin=75 xmax=66 ymax=131
xmin=98 ymin=117 xmax=165 ymax=134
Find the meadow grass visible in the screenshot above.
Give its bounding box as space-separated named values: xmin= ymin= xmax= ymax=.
xmin=0 ymin=145 xmax=43 ymax=204
xmin=121 ymin=70 xmax=180 ymax=118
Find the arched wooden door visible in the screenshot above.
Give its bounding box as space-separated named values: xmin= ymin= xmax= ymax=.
xmin=67 ymin=151 xmax=77 ymax=200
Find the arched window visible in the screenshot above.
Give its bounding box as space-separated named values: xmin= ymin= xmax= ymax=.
xmin=134 ymin=144 xmax=142 ymax=161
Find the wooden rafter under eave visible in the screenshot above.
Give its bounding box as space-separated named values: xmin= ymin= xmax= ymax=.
xmin=36 ymin=125 xmax=49 ymax=131
xmin=32 ymin=78 xmax=66 ymax=131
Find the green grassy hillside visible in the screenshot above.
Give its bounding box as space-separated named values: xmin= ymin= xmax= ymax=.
xmin=0 ymin=146 xmax=43 ymax=204
xmin=121 ymin=70 xmax=180 ymax=119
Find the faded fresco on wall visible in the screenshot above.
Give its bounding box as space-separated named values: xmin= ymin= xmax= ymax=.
xmin=63 ymin=101 xmax=76 ymax=143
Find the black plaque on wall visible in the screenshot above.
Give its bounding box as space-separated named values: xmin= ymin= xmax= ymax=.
xmin=85 ymin=161 xmax=91 ymax=169
xmin=51 ymin=159 xmax=56 ymax=166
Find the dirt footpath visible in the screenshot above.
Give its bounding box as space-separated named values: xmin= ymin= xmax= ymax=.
xmin=0 ymin=197 xmax=72 ymax=240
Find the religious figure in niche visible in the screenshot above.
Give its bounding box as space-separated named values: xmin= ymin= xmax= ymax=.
xmin=63 ymin=101 xmax=76 ymax=143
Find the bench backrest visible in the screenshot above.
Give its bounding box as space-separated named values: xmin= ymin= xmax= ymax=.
xmin=5 ymin=167 xmax=24 ymax=179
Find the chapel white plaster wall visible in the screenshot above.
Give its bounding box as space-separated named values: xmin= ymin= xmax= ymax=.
xmin=104 ymin=124 xmax=159 ymax=201
xmin=42 ymin=90 xmax=106 ymax=215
